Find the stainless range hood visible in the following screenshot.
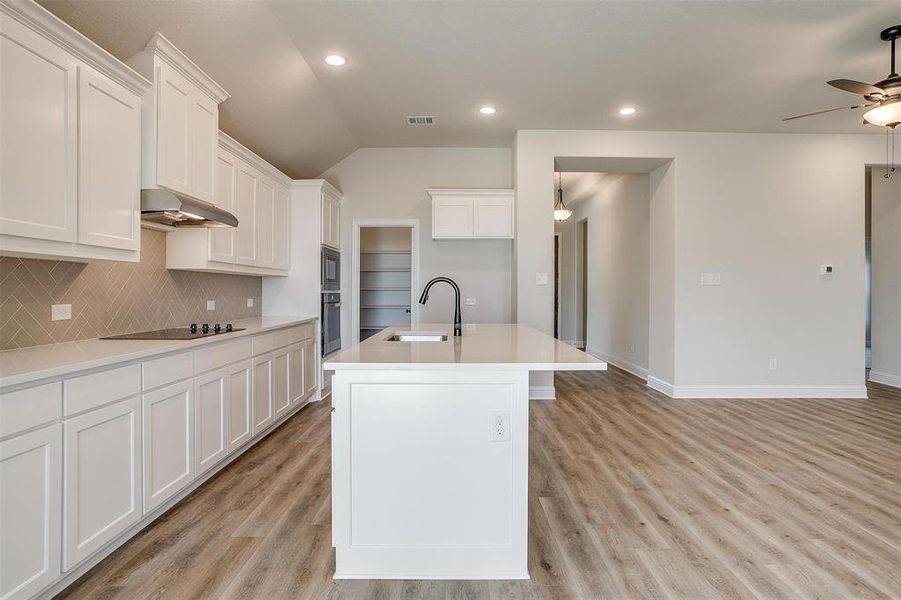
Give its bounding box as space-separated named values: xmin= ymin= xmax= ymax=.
xmin=140 ymin=189 xmax=238 ymax=228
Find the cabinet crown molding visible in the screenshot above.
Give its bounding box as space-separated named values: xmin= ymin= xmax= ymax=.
xmin=0 ymin=0 xmax=150 ymax=95
xmin=291 ymin=179 xmax=342 ymax=200
xmin=427 ymin=188 xmax=514 ymax=199
xmin=140 ymin=32 xmax=229 ymax=103
xmin=218 ymin=131 xmax=290 ymax=188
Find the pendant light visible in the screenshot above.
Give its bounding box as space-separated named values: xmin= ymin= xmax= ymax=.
xmin=554 ymin=172 xmax=573 ymax=221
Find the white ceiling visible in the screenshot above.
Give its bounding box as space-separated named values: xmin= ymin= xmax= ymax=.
xmin=39 ymin=1 xmax=900 ymax=179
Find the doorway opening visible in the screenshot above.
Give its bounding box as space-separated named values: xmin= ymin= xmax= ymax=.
xmin=867 ymin=165 xmax=901 ymax=389
xmin=352 ymin=221 xmax=419 ymax=343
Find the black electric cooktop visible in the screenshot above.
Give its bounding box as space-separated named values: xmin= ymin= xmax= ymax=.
xmin=101 ymin=325 xmax=244 ymax=340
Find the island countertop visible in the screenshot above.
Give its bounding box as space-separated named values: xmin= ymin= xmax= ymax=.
xmin=324 ymin=323 xmax=607 ymax=371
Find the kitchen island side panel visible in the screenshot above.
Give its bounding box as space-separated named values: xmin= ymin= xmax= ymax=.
xmin=331 ymin=368 xmax=530 ymax=579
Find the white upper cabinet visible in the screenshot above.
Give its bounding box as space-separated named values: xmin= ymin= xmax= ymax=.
xmin=165 ymin=132 xmax=291 ymax=276
xmin=0 ymin=1 xmax=149 ymax=263
xmin=321 ymin=191 xmax=341 ymax=249
xmin=127 ymin=32 xmax=228 ymax=205
xmin=77 ymin=67 xmax=141 ymax=251
xmin=428 ymin=189 xmax=514 ymax=240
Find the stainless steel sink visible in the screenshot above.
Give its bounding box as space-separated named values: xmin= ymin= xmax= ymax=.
xmin=385 ymin=332 xmax=447 ymax=342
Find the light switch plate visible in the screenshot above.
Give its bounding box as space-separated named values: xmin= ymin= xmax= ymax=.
xmin=700 ymin=273 xmax=721 ymax=286
xmin=247 ymin=298 xmax=254 ymax=308
xmin=535 ymin=272 xmax=549 ymax=286
xmin=51 ymin=304 xmax=72 ymax=321
xmin=207 ymin=300 xmax=216 ymax=311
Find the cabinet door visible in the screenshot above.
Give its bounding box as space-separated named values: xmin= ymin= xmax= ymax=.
xmin=227 ymin=361 xmax=252 ymax=452
xmin=155 ymin=62 xmax=191 ymax=196
xmin=252 ymin=355 xmax=273 ymax=435
xmin=273 ymin=188 xmax=290 ymax=270
xmin=330 ymin=200 xmax=341 ymax=249
xmin=194 ymin=368 xmax=228 ymax=475
xmin=288 ymin=343 xmax=304 ymax=406
xmin=320 ymin=194 xmax=331 ymax=247
xmin=189 ymin=92 xmax=217 ymax=204
xmin=234 ymin=164 xmax=257 ymax=266
xmin=272 ymin=350 xmax=290 ymax=418
xmin=209 ymin=150 xmax=236 ymax=263
xmin=255 ymin=177 xmax=275 ymax=269
xmin=432 ymin=197 xmax=474 ymax=238
xmin=77 ymin=67 xmax=141 ymax=251
xmin=142 ymin=381 xmax=193 ymax=513
xmin=0 ymin=424 xmax=62 ymax=600
xmin=0 ymin=16 xmax=77 ymax=242
xmin=63 ymin=397 xmax=142 ymax=570
xmin=302 ymin=338 xmax=317 ymax=398
xmin=473 ymin=197 xmax=513 ymax=238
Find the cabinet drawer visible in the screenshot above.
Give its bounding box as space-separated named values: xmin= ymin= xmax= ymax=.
xmin=194 ymin=337 xmax=252 ymax=374
xmin=0 ymin=381 xmax=62 ymax=438
xmin=253 ymin=324 xmax=314 ymax=356
xmin=64 ymin=364 xmax=141 ymax=416
xmin=143 ymin=352 xmax=194 ymax=390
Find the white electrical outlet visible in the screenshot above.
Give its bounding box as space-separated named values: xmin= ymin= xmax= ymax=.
xmin=489 ymin=412 xmax=510 ymax=442
xmin=535 ymin=272 xmax=549 ymax=286
xmin=51 ymin=304 xmax=72 ymax=321
xmin=769 ymin=358 xmax=778 ymax=371
xmin=465 ymin=298 xmax=476 ymax=306
xmin=207 ymin=300 xmax=216 ymax=311
xmin=247 ymin=298 xmax=254 ymax=308
xmin=700 ymin=273 xmax=721 ymax=286
xmin=465 ymin=323 xmax=477 ymax=331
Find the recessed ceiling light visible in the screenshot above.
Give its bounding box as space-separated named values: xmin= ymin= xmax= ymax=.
xmin=618 ymin=106 xmax=637 ymax=116
xmin=324 ymin=55 xmax=346 ymax=67
xmin=479 ymin=106 xmax=497 ymax=115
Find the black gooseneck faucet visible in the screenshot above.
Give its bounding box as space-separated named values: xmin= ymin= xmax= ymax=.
xmin=419 ymin=277 xmax=462 ymax=337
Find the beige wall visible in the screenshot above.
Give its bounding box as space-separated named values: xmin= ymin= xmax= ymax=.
xmin=0 ymin=229 xmax=261 ymax=350
xmin=320 ymin=147 xmax=514 ymax=347
xmin=515 ymin=130 xmax=884 ymax=397
xmin=870 ymin=169 xmax=901 ymax=388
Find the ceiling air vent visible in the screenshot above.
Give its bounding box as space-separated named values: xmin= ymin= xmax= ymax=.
xmin=406 ymin=115 xmax=435 ymax=125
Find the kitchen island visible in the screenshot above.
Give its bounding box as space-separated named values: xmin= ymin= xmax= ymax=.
xmin=324 ymin=323 xmax=606 ymax=580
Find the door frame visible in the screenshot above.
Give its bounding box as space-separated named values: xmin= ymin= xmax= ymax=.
xmin=351 ymin=219 xmax=420 ymax=345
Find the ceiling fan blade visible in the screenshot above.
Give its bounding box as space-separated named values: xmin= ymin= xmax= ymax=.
xmin=827 ymin=79 xmax=886 ymax=96
xmin=782 ymin=104 xmax=867 ymax=122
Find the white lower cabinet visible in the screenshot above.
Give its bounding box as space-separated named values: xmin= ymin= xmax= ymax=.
xmin=194 ymin=368 xmax=228 ymax=475
xmin=227 ymin=361 xmax=253 ymax=452
xmin=252 ymin=355 xmax=273 ymax=435
xmin=303 ymin=339 xmax=317 ymax=399
xmin=0 ymin=424 xmax=62 ymax=600
xmin=63 ymin=397 xmax=142 ymax=570
xmin=142 ymin=381 xmax=194 ymax=513
xmin=273 ymin=350 xmax=290 ymax=418
xmin=288 ymin=339 xmax=318 ymax=407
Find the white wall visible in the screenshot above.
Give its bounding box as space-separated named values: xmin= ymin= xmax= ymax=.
xmin=869 ymin=169 xmax=901 ymax=388
xmin=320 ymin=147 xmax=514 ymax=347
xmin=557 ymin=173 xmax=650 ymax=377
xmin=516 ymin=130 xmax=884 ymax=397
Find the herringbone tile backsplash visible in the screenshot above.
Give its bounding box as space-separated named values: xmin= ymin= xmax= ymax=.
xmin=0 ymin=229 xmax=262 ymax=350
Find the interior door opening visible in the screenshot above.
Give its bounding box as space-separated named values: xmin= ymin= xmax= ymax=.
xmin=356 ymin=225 xmax=415 ymax=342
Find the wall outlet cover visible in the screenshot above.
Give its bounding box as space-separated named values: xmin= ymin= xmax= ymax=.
xmin=489 ymin=412 xmax=510 ymax=442
xmin=51 ymin=304 xmax=72 ymax=321
xmin=535 ymin=272 xmax=549 ymax=286
xmin=769 ymin=358 xmax=778 ymax=370
xmin=465 ymin=323 xmax=477 ymax=331
xmin=207 ymin=300 xmax=216 ymax=311
xmin=247 ymin=298 xmax=254 ymax=307
xmin=700 ymin=273 xmax=722 ymax=286
xmin=465 ymin=298 xmax=476 ymax=306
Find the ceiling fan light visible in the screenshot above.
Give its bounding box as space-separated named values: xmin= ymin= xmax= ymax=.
xmin=864 ymin=100 xmax=901 ymax=127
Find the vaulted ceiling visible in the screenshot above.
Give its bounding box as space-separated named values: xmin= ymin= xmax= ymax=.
xmin=38 ymin=1 xmax=900 ymax=179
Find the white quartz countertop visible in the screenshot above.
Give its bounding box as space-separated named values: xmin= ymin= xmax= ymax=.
xmin=0 ymin=315 xmax=318 ymax=389
xmin=324 ymin=323 xmax=607 ymax=371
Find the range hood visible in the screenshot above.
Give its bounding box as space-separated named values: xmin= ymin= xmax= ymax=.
xmin=140 ymin=189 xmax=238 ymax=228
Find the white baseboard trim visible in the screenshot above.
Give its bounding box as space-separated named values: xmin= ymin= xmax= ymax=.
xmin=585 ymin=347 xmax=648 ymax=380
xmin=646 ymin=376 xmax=675 ymax=397
xmin=868 ymin=370 xmax=901 ymax=389
xmin=561 ymin=339 xmax=585 ymax=348
xmin=529 ymin=385 xmax=556 ymax=400
xmin=670 ymin=384 xmax=869 ymax=399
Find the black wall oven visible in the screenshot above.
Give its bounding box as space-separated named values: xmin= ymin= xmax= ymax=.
xmin=321 ymin=292 xmax=341 ymax=356
xmin=322 ymin=247 xmax=340 ymax=291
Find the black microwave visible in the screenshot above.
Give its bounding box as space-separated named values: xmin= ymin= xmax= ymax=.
xmin=322 ymin=247 xmax=340 ymax=291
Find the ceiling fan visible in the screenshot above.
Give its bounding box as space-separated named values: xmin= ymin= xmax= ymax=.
xmin=783 ymin=25 xmax=901 ymax=127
